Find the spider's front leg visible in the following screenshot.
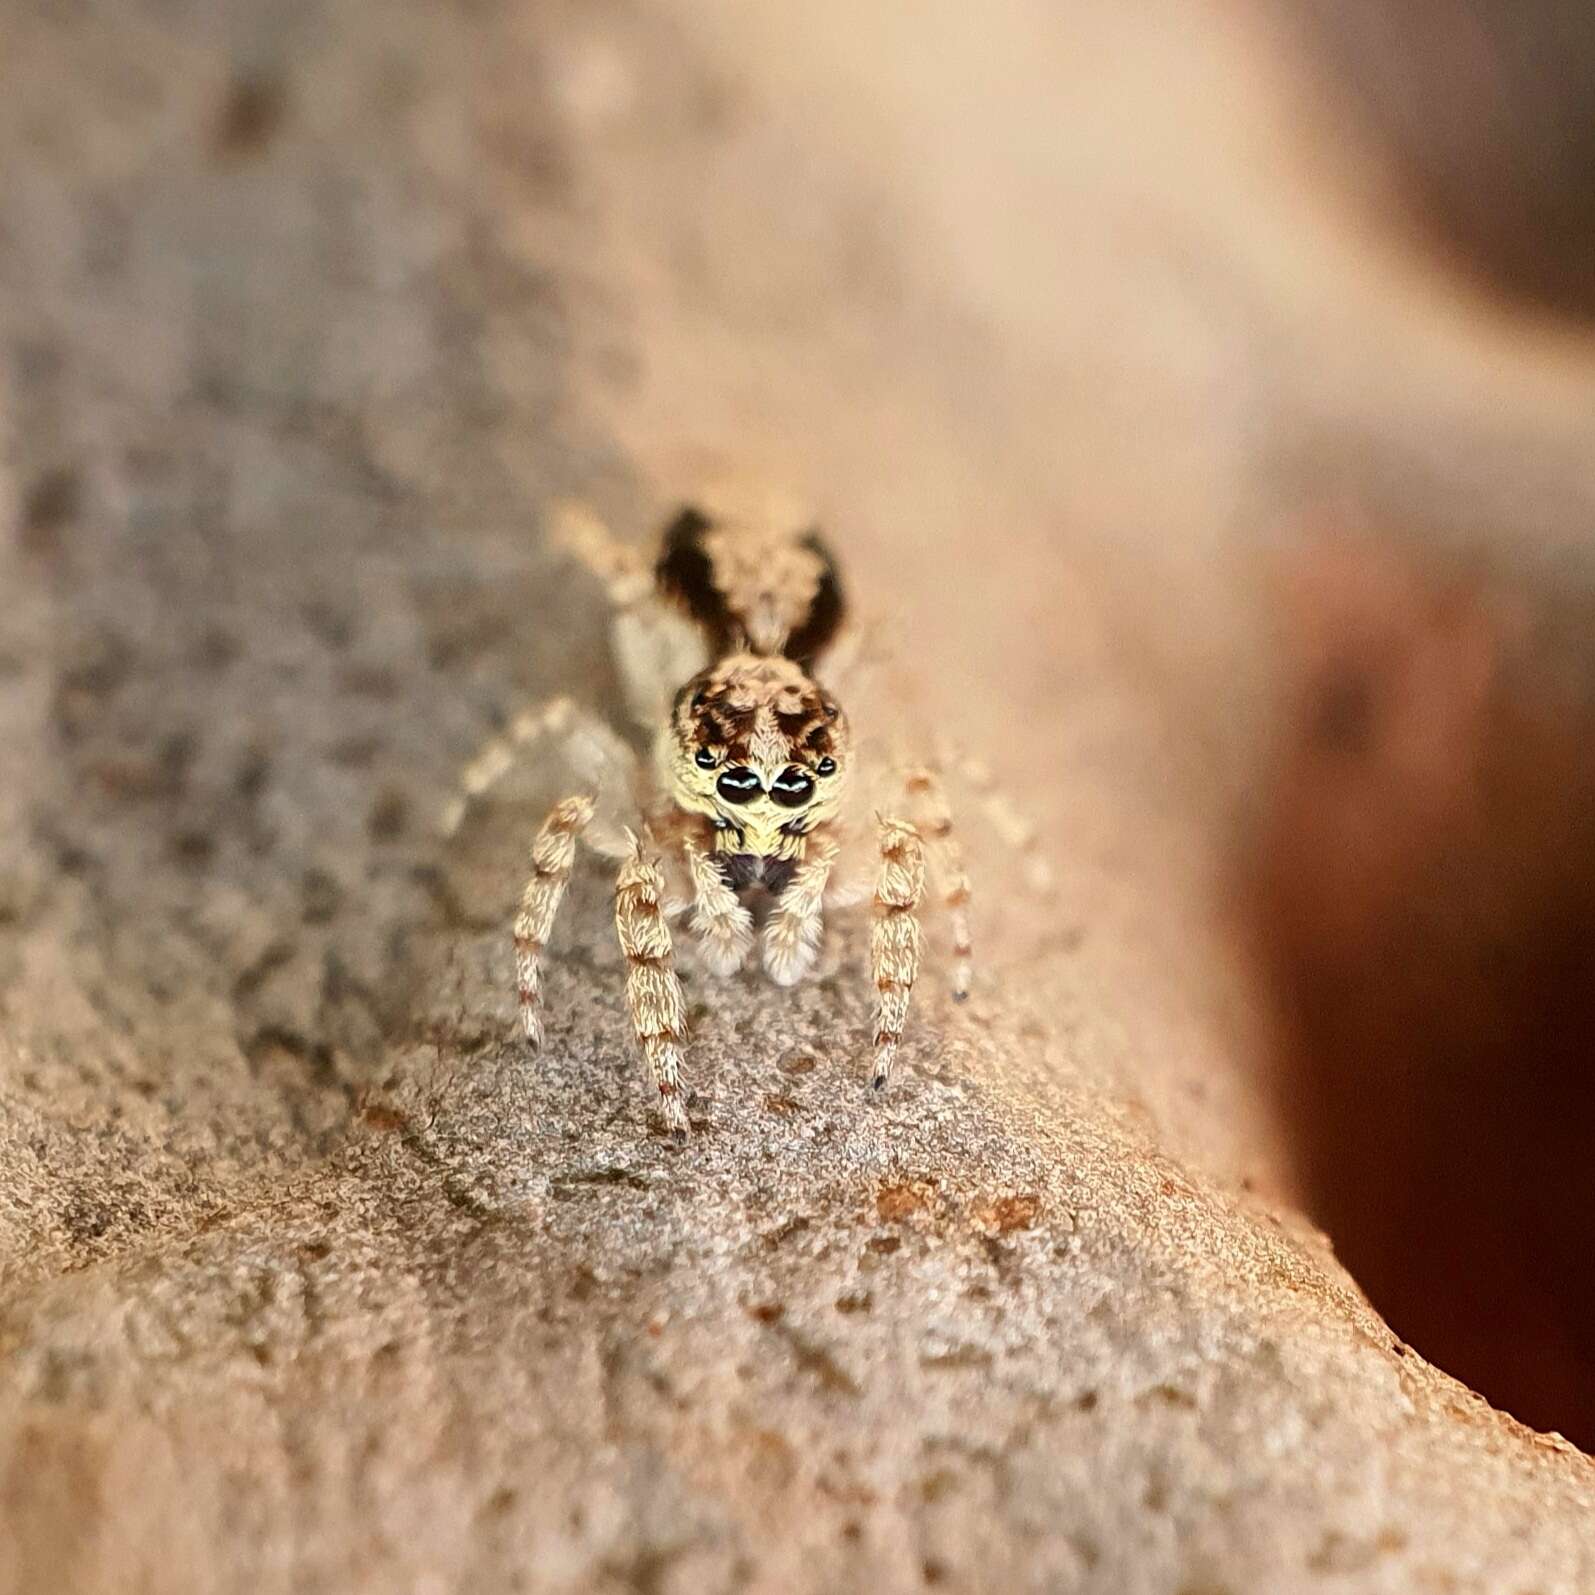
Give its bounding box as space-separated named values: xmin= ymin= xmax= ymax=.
xmin=514 ymin=795 xmax=597 ymax=1047
xmin=615 ymin=835 xmax=693 ymax=1136
xmin=869 ymin=817 xmax=926 ymax=1091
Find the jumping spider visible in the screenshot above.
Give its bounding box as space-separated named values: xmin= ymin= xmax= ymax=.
xmin=445 ymin=500 xmax=1028 ymax=1135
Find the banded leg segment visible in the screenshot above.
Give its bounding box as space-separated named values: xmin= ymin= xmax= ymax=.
xmin=552 ymin=501 xmax=709 ymax=734
xmin=902 ymin=765 xmax=973 ymax=1000
xmin=764 ymin=839 xmax=840 ymax=987
xmin=615 ymin=838 xmax=692 ymax=1135
xmin=444 ymin=697 xmax=576 ymax=838
xmin=549 ymin=499 xmax=651 ymax=603
xmin=951 ymin=751 xmax=1052 ymax=893
xmin=514 ymin=795 xmax=597 ymax=1047
xmin=870 ymin=817 xmax=926 ymax=1090
xmin=683 ymin=840 xmax=755 ymax=976
xmin=442 ymin=695 xmax=634 ymax=844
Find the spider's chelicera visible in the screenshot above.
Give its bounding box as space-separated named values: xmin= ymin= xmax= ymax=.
xmin=444 ymin=500 xmax=982 ymax=1136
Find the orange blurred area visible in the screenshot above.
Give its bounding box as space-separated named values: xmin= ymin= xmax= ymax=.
xmin=1238 ymin=0 xmax=1595 ymax=1448
xmin=1249 ymin=533 xmax=1595 ymax=1446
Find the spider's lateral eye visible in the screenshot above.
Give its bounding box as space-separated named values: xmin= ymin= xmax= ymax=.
xmin=822 ymin=702 xmax=839 ymax=720
xmin=693 ymin=748 xmax=718 ymax=770
xmin=816 ymin=756 xmax=837 ymax=777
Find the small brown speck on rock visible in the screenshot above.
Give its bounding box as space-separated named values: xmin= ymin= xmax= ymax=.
xmin=972 ymin=1193 xmax=1042 ymax=1235
xmin=876 ymin=1181 xmax=934 ymax=1223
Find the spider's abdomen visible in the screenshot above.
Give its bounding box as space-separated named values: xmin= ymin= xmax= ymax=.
xmin=655 ymin=505 xmax=845 ymax=667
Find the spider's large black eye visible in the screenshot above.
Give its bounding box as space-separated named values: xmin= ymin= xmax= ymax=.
xmin=694 ymin=748 xmax=718 ymax=770
xmin=770 ymin=766 xmax=816 ymax=808
xmin=816 ymin=756 xmax=837 ymax=777
xmin=715 ymin=767 xmax=762 ymax=804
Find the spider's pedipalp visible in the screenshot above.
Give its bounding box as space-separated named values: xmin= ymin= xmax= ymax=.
xmin=764 ymin=837 xmax=839 ymax=987
xmin=615 ymin=837 xmax=693 ymax=1136
xmin=869 ymin=815 xmax=925 ymax=1091
xmin=683 ymin=839 xmax=755 ymax=976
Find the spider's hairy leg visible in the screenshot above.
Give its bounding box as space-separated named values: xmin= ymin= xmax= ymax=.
xmin=950 ymin=749 xmax=1052 ymax=893
xmin=440 ymin=696 xmax=633 ymax=841
xmin=443 ymin=696 xmax=573 ymax=838
xmin=552 ymin=500 xmax=708 ymax=732
xmin=869 ymin=816 xmax=926 ymax=1092
xmin=764 ymin=838 xmax=840 ymax=987
xmin=615 ymin=834 xmax=693 ymax=1137
xmin=514 ymin=795 xmax=596 ymax=1049
xmin=683 ymin=839 xmax=755 ymax=976
xmin=548 ymin=500 xmax=652 ymax=602
xmin=901 ymin=763 xmax=973 ymax=1001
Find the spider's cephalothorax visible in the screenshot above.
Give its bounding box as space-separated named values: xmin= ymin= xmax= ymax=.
xmin=446 ymin=498 xmax=991 ymax=1136
xmin=664 ymin=656 xmax=852 ymax=863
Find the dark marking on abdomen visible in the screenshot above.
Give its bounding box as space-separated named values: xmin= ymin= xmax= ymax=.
xmin=656 ymin=505 xmax=736 ymax=655
xmin=656 ymin=510 xmax=847 ymax=666
xmin=785 ymin=531 xmax=845 ymax=667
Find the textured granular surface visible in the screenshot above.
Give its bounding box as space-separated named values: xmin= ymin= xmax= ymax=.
xmin=3 ymin=2 xmax=1595 ymax=1592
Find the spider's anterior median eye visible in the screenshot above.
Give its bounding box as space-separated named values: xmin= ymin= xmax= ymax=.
xmin=770 ymin=766 xmax=816 ymax=808
xmin=693 ymin=748 xmax=718 ymax=770
xmin=816 ymin=756 xmax=837 ymax=777
xmin=715 ymin=767 xmax=762 ymax=804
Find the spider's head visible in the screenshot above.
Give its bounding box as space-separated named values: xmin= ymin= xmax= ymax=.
xmin=663 ymin=654 xmax=852 ymax=858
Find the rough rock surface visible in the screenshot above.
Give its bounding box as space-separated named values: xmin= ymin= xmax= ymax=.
xmin=2 ymin=2 xmax=1594 ymax=1592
